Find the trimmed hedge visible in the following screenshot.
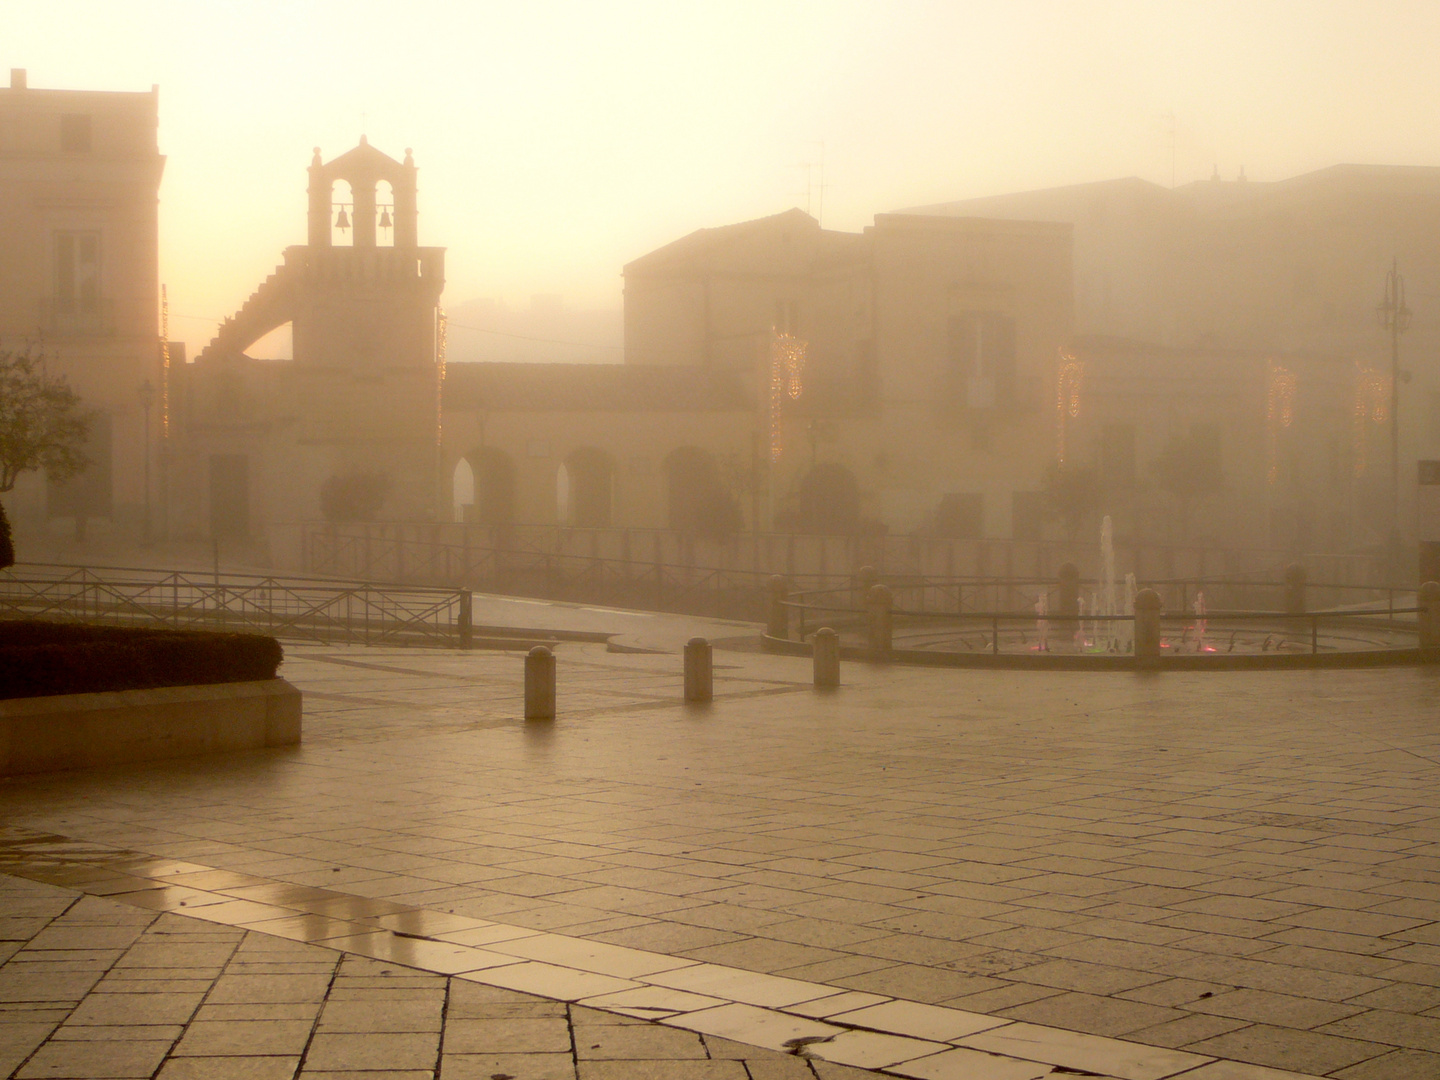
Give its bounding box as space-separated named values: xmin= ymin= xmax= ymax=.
xmin=0 ymin=621 xmax=283 ymax=700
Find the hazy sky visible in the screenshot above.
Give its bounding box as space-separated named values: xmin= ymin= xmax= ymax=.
xmin=8 ymin=0 xmax=1440 ymax=355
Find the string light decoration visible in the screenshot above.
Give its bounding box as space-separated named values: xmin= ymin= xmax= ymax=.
xmin=1055 ymin=350 xmax=1084 ymax=465
xmin=159 ymin=284 xmax=170 ymax=439
xmin=1265 ymin=361 xmax=1296 ymax=484
xmin=1353 ymin=362 xmax=1390 ymax=477
xmin=769 ymin=329 xmax=808 ymax=461
xmin=435 ymin=309 xmax=447 ymax=450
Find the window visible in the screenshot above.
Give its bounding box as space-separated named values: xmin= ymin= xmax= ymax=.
xmin=60 ymin=114 xmax=91 ymax=152
xmin=54 ymin=232 xmax=100 ymax=315
xmin=948 ymin=312 xmax=1015 ymax=407
xmin=1100 ymin=423 xmax=1136 ymax=487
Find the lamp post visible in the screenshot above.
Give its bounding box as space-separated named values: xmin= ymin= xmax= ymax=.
xmin=1376 ymin=258 xmax=1412 ymax=555
xmin=138 ymin=378 xmax=155 ymax=544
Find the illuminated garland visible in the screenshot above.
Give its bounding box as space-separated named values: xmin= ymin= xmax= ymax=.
xmin=1055 ymin=350 xmax=1084 ymax=465
xmin=769 ymin=329 xmax=807 ymax=461
xmin=160 ymin=285 xmax=170 ymax=439
xmin=1265 ymin=361 xmax=1296 ymax=484
xmin=1353 ymin=362 xmax=1389 ymax=476
xmin=436 ymin=309 xmax=447 ymax=449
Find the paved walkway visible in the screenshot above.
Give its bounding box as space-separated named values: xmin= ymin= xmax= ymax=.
xmin=0 ymin=635 xmax=1436 ymax=1078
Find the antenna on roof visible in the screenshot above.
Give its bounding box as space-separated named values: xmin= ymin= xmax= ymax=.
xmin=797 ymin=141 xmax=828 ymax=225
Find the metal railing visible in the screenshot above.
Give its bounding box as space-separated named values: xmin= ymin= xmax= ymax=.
xmin=0 ymin=565 xmax=471 ymax=647
xmin=780 ymin=578 xmax=1423 ymax=658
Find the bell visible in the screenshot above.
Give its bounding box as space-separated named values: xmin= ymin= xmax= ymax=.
xmin=378 ymin=207 xmax=392 ymax=230
xmin=334 ymin=207 xmax=350 ymax=231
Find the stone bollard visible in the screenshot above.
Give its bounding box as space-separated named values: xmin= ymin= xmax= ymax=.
xmin=1421 ymin=582 xmax=1440 ymax=650
xmin=1057 ymin=562 xmax=1080 ymax=622
xmin=684 ymin=637 xmax=713 ymax=702
xmin=1284 ymin=563 xmax=1308 ymax=616
xmin=813 ymin=627 xmax=840 ymax=688
xmin=766 ymin=575 xmax=791 ymax=640
xmin=525 ymin=645 xmax=556 ymax=720
xmin=867 ymin=584 xmax=893 ymax=655
xmin=1133 ymin=588 xmax=1162 ymax=659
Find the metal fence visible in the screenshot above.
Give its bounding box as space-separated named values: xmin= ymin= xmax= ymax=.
xmin=0 ymin=565 xmax=472 ymax=647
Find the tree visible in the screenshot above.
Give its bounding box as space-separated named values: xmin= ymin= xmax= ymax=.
xmin=0 ymin=349 xmax=92 ymax=566
xmin=320 ymin=471 xmax=392 ymax=522
xmin=1044 ymin=461 xmax=1102 ymax=541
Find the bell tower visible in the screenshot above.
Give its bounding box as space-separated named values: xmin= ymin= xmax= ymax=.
xmin=188 ymin=139 xmax=447 ymax=527
xmin=307 ymin=135 xmax=419 ymax=248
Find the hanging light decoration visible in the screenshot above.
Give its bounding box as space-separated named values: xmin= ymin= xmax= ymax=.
xmin=1055 ymin=349 xmax=1084 ymax=466
xmin=159 ymin=284 xmax=170 ymax=440
xmin=1353 ymin=362 xmax=1390 ymax=476
xmin=436 ymin=309 xmax=447 ymax=450
xmin=1265 ymin=360 xmax=1297 ymax=484
xmin=769 ymin=329 xmax=808 ymax=461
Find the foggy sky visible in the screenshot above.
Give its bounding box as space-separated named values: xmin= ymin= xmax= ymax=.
xmin=8 ymin=0 xmax=1440 ymax=358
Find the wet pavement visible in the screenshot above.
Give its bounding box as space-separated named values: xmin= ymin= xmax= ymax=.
xmin=0 ymin=619 xmax=1437 ymax=1078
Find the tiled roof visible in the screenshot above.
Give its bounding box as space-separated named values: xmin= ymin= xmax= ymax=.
xmin=442 ymin=362 xmax=753 ymax=412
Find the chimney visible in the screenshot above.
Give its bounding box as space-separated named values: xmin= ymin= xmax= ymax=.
xmin=10 ymin=69 xmax=26 ymax=90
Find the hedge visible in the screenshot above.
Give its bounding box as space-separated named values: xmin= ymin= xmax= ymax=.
xmin=0 ymin=621 xmax=283 ymax=700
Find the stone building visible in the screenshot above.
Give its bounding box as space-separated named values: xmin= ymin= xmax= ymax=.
xmin=170 ymin=138 xmax=445 ymax=538
xmin=905 ymin=167 xmax=1440 ymax=550
xmin=0 ymin=69 xmax=166 ymax=537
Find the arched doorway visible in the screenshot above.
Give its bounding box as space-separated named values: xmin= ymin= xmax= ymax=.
xmin=796 ymin=463 xmax=861 ymax=534
xmin=665 ymin=447 xmax=740 ymax=534
xmin=561 ymin=448 xmax=613 ymax=527
xmin=452 ymin=457 xmax=474 ymax=522
xmin=456 ymin=448 xmax=515 ymax=525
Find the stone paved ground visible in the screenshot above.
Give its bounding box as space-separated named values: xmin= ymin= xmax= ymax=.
xmin=0 ymin=638 xmax=1437 ymax=1077
xmin=0 ymin=874 xmax=878 ymax=1079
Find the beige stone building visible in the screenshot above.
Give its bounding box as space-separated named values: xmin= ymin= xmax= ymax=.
xmin=905 ymin=167 xmax=1440 ymax=550
xmin=0 ymin=69 xmax=165 ymax=537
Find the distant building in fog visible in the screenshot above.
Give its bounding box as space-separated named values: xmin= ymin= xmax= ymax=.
xmin=0 ymin=69 xmax=166 ymax=535
xmin=904 ymin=167 xmax=1440 ymax=549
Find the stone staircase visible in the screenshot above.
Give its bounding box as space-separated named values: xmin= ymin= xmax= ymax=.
xmin=195 ymin=260 xmax=299 ymax=363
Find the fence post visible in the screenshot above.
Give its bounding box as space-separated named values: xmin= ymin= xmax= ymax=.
xmin=458 ymin=589 xmax=473 ymax=649
xmin=867 ymin=584 xmax=893 ymax=655
xmin=767 ymin=575 xmax=791 ymax=640
xmin=684 ymin=637 xmax=713 ymax=703
xmin=525 ymin=646 xmax=556 ymax=720
xmin=1420 ymin=581 xmax=1440 ymax=650
xmin=1134 ymin=588 xmax=1162 ymax=660
xmin=813 ymin=627 xmax=840 ymax=688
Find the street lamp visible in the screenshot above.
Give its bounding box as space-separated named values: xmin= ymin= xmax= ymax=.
xmin=138 ymin=378 xmax=155 ymax=544
xmin=1376 ymin=258 xmax=1411 ymax=554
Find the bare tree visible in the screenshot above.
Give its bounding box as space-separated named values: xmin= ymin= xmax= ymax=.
xmin=0 ymin=349 xmax=92 ymax=566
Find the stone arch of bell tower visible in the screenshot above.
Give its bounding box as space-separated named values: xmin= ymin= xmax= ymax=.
xmin=307 ymin=134 xmax=419 ymax=248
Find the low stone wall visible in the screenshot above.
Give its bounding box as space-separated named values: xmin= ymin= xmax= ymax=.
xmin=0 ymin=679 xmax=301 ymax=777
